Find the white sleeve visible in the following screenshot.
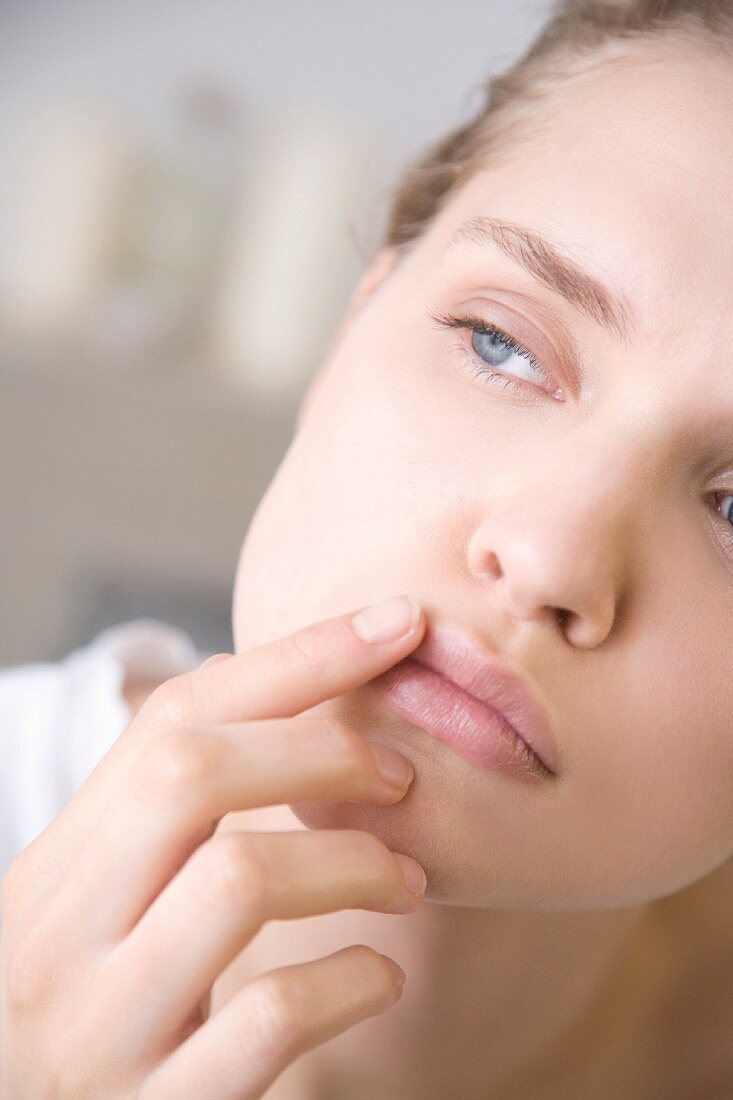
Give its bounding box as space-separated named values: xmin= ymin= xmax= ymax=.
xmin=0 ymin=619 xmax=203 ymax=875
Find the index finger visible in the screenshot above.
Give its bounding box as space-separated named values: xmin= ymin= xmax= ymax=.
xmin=141 ymin=592 xmax=425 ymax=732
xmin=10 ymin=595 xmax=425 ymax=911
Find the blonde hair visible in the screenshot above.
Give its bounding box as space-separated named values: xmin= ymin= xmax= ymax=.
xmin=381 ymin=0 xmax=733 ymax=252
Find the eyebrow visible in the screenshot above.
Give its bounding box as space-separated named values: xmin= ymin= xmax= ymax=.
xmin=444 ymin=216 xmax=636 ymax=345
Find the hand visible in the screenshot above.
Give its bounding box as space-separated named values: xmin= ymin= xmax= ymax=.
xmin=0 ymin=594 xmax=427 ymax=1099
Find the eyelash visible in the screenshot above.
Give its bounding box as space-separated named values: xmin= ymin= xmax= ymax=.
xmin=428 ymin=309 xmax=559 ymax=398
xmin=429 ymin=310 xmax=733 ymax=552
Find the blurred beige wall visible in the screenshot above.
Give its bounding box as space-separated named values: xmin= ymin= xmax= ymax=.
xmin=0 ymin=0 xmax=548 ymax=666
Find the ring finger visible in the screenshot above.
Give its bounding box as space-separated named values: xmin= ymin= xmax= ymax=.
xmin=94 ymin=827 xmax=425 ymax=1060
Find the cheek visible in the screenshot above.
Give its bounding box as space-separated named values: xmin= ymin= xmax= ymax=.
xmin=231 ymin=324 xmax=535 ymax=654
xmin=572 ymin=594 xmax=733 ymax=895
xmin=651 ymin=627 xmax=733 ymax=844
xmin=232 ymin=365 xmax=438 ymax=650
xmin=641 ymin=558 xmax=733 ymax=827
xmin=568 ymin=505 xmax=733 ymax=879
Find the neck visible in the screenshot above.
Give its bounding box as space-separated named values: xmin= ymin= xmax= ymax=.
xmin=213 ymin=805 xmax=680 ymax=1100
xmin=308 ymin=898 xmax=666 ymax=1099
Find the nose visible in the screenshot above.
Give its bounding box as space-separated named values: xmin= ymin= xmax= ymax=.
xmin=466 ymin=431 xmax=640 ymax=649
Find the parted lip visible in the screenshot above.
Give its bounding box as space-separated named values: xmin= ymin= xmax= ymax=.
xmin=406 ymin=626 xmax=560 ymax=776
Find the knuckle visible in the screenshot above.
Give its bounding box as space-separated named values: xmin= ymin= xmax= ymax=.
xmin=247 ymin=970 xmax=307 ymax=1056
xmin=346 ymin=829 xmax=393 ymax=875
xmin=282 ymin=626 xmax=327 ymax=675
xmin=347 ymin=943 xmax=397 ymax=1000
xmin=199 ymin=833 xmax=269 ymax=911
xmin=343 ymin=830 xmax=402 ymax=901
xmin=313 ymin=718 xmax=368 ymax=777
xmin=132 ymin=729 xmax=215 ymax=804
xmin=140 ymin=674 xmax=197 ymax=734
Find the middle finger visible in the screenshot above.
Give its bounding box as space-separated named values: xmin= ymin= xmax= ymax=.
xmin=49 ymin=715 xmax=415 ymax=943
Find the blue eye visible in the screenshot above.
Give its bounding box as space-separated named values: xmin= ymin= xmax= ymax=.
xmin=717 ymin=494 xmax=733 ymax=525
xmin=471 ymin=327 xmax=542 ymax=383
xmin=428 ymin=308 xmax=565 ymax=400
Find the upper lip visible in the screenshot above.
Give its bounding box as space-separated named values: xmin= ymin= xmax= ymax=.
xmin=406 ymin=626 xmax=560 ymax=775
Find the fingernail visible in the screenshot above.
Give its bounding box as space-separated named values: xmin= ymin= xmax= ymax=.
xmin=350 ymin=594 xmax=421 ymax=644
xmin=200 ymin=653 xmax=234 ymax=669
xmin=393 ymin=853 xmax=427 ymax=898
xmin=370 ymin=742 xmax=414 ymax=791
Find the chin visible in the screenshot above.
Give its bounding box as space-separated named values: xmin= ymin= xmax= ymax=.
xmin=287 ymin=699 xmax=602 ymax=910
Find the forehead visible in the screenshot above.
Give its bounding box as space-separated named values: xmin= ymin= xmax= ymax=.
xmin=421 ymin=41 xmax=733 ymax=354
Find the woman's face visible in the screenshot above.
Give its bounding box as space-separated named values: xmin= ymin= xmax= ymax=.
xmin=233 ymin=44 xmax=733 ymax=909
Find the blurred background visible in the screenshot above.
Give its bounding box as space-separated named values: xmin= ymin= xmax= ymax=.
xmin=0 ymin=0 xmax=547 ymax=667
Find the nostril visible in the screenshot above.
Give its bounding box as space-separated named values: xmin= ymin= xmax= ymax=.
xmin=472 ymin=551 xmax=503 ymax=580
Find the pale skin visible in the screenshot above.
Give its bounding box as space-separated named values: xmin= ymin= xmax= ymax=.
xmin=224 ymin=36 xmax=733 ymax=1097
xmin=3 ymin=33 xmax=733 ymax=1100
xmin=0 ymin=602 xmax=430 ymax=1097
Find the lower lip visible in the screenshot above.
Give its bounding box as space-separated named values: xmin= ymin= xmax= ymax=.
xmin=370 ymin=659 xmax=549 ymax=781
